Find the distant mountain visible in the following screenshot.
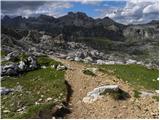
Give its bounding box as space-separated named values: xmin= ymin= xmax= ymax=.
xmin=1 ymin=12 xmax=159 ymax=67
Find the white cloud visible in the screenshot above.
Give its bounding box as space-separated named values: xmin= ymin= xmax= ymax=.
xmin=103 ymin=0 xmax=159 ymax=24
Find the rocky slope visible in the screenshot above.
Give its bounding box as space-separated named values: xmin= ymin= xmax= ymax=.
xmin=1 ymin=12 xmax=159 ymax=68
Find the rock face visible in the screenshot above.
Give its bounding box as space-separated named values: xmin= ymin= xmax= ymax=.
xmin=83 ymin=85 xmax=119 ymax=103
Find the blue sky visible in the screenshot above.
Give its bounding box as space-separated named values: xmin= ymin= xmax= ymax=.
xmin=1 ymin=0 xmax=159 ymax=24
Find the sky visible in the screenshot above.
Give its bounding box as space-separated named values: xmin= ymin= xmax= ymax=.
xmin=1 ymin=0 xmax=159 ymax=24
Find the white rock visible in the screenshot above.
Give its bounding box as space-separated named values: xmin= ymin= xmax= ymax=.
xmin=18 ymin=61 xmax=26 ymax=70
xmin=46 ymin=97 xmax=52 ymax=101
xmin=86 ymin=67 xmax=98 ymax=74
xmin=83 ymin=57 xmax=93 ymax=63
xmin=83 ymin=85 xmax=119 ymax=103
xmin=41 ymin=66 xmax=47 ymax=69
xmin=56 ymin=65 xmax=67 ymax=71
xmin=51 ymin=65 xmax=55 ymax=69
xmin=3 ymin=110 xmax=10 ymax=113
xmin=105 ymin=61 xmax=115 ymax=64
xmin=96 ymin=60 xmax=105 ymax=65
xmin=140 ymin=91 xmax=155 ymax=97
xmin=74 ymin=57 xmax=81 ymax=62
xmin=126 ymin=59 xmax=137 ymax=64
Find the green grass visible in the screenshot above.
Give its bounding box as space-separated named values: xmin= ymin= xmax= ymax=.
xmin=83 ymin=69 xmax=96 ymax=76
xmin=1 ymin=67 xmax=67 ymax=119
xmin=37 ymin=56 xmax=62 ymax=67
xmin=99 ymin=64 xmax=159 ymax=90
xmin=133 ymin=90 xmax=141 ymax=98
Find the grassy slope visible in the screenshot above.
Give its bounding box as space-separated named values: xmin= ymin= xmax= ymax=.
xmin=99 ymin=64 xmax=158 ymax=90
xmin=1 ymin=57 xmax=67 ymax=119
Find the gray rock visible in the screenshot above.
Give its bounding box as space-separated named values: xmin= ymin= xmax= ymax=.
xmin=5 ymin=51 xmax=19 ymax=61
xmin=0 ymin=87 xmax=14 ymax=95
xmin=83 ymin=56 xmax=93 ymax=63
xmin=56 ymin=64 xmax=67 ymax=71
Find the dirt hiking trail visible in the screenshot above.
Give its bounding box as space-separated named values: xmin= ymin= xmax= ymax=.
xmin=50 ymin=56 xmax=158 ymax=119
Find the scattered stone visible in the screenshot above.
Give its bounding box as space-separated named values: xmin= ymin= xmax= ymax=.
xmin=41 ymin=66 xmax=47 ymax=69
xmin=56 ymin=64 xmax=67 ymax=71
xmin=3 ymin=110 xmax=10 ymax=113
xmin=46 ymin=97 xmax=52 ymax=101
xmin=85 ymin=67 xmax=98 ymax=74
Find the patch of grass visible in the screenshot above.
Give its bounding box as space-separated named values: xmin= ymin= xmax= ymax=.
xmin=1 ymin=67 xmax=67 ymax=119
xmin=37 ymin=56 xmax=62 ymax=67
xmin=83 ymin=69 xmax=96 ymax=76
xmin=99 ymin=64 xmax=159 ymax=90
xmin=133 ymin=90 xmax=141 ymax=98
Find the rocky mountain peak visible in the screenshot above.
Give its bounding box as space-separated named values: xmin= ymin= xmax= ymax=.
xmin=37 ymin=14 xmax=55 ymax=22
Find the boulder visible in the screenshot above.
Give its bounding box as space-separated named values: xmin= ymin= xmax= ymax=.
xmin=0 ymin=87 xmax=14 ymax=95
xmin=83 ymin=56 xmax=93 ymax=63
xmin=83 ymin=85 xmax=119 ymax=103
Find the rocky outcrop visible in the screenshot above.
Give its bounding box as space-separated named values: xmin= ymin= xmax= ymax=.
xmin=1 ymin=56 xmax=38 ymax=76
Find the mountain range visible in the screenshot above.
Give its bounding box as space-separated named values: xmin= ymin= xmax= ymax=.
xmin=1 ymin=12 xmax=159 ymax=68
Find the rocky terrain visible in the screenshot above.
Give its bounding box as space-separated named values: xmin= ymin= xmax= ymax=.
xmin=1 ymin=12 xmax=159 ymax=119
xmin=1 ymin=12 xmax=159 ymax=69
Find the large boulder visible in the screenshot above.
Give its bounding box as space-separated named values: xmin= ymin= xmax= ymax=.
xmin=2 ymin=63 xmax=19 ymax=76
xmin=2 ymin=55 xmax=38 ymax=76
xmin=83 ymin=85 xmax=119 ymax=103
